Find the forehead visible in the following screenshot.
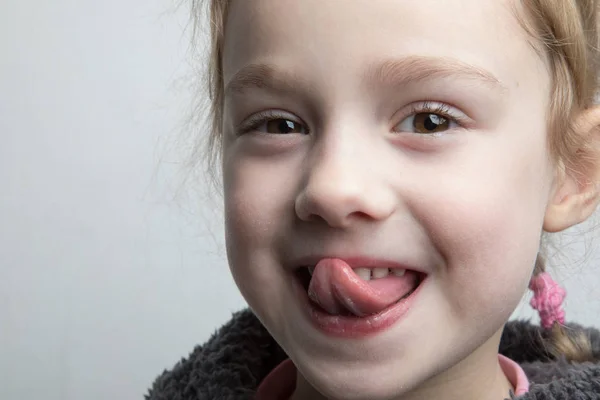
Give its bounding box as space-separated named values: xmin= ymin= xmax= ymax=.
xmin=223 ymin=0 xmax=546 ymax=100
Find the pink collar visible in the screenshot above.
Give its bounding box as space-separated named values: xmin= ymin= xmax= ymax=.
xmin=256 ymin=354 xmax=529 ymax=399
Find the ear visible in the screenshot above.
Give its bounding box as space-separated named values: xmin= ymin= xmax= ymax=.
xmin=544 ymin=106 xmax=600 ymax=233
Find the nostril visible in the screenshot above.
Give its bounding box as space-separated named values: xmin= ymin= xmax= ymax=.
xmin=295 ymin=185 xmax=394 ymax=228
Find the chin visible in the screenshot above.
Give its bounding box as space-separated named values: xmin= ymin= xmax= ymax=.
xmin=291 ymin=345 xmax=438 ymax=400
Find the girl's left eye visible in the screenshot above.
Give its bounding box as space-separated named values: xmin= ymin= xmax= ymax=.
xmin=393 ymin=104 xmax=463 ymax=135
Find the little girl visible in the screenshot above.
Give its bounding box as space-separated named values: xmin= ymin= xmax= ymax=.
xmin=148 ymin=0 xmax=600 ymax=399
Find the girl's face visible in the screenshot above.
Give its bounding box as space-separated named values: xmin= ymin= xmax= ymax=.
xmin=222 ymin=0 xmax=554 ymax=398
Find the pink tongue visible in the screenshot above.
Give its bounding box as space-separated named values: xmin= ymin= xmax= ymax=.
xmin=307 ymin=258 xmax=418 ymax=317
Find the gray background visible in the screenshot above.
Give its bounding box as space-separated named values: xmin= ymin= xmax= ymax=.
xmin=2 ymin=1 xmax=599 ymax=399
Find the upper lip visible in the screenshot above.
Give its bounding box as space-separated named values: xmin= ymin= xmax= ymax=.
xmin=291 ymin=255 xmax=427 ymax=274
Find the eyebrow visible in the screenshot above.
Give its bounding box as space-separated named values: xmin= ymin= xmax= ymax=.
xmin=224 ymin=55 xmax=507 ymax=99
xmin=224 ymin=63 xmax=311 ymax=98
xmin=365 ymin=56 xmax=507 ymax=93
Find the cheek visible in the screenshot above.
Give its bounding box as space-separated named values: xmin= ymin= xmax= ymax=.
xmin=428 ymin=192 xmax=539 ymax=320
xmin=222 ymin=149 xmax=297 ymax=302
xmin=410 ymin=138 xmax=552 ymax=319
xmin=223 ymin=151 xmax=296 ymax=245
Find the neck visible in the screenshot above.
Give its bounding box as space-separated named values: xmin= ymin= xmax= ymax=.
xmin=291 ymin=329 xmax=513 ymax=400
xmin=401 ymin=329 xmax=513 ymax=400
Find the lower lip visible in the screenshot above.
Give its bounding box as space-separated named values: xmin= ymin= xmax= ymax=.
xmin=292 ymin=272 xmax=425 ymax=339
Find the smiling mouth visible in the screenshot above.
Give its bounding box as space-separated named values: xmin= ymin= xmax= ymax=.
xmin=295 ymin=261 xmax=424 ymax=318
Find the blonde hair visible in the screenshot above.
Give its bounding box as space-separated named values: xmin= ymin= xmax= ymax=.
xmin=192 ymin=0 xmax=600 ymax=362
xmin=518 ymin=0 xmax=600 ymax=363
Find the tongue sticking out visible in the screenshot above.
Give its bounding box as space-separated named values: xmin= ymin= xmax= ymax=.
xmin=307 ymin=258 xmax=419 ymax=317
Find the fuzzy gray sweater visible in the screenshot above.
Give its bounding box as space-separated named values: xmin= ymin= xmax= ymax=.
xmin=146 ymin=309 xmax=600 ymax=399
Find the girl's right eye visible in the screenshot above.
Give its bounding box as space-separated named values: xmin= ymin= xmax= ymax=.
xmin=239 ymin=112 xmax=309 ymax=135
xmin=257 ymin=118 xmax=307 ymax=134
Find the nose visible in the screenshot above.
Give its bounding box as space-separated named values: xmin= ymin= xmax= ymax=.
xmin=295 ymin=140 xmax=397 ymax=228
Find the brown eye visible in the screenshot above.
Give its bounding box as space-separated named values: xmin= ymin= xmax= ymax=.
xmin=393 ymin=105 xmax=460 ymax=135
xmin=261 ymin=118 xmax=307 ymax=134
xmin=413 ymin=113 xmax=450 ymax=134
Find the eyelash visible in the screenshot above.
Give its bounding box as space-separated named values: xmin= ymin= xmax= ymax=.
xmin=236 ymin=110 xmax=307 ymax=136
xmin=236 ymin=102 xmax=468 ymax=136
xmin=393 ymin=101 xmax=468 ymax=133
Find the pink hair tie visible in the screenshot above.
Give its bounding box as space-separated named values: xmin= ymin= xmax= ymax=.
xmin=529 ymin=272 xmax=566 ymax=329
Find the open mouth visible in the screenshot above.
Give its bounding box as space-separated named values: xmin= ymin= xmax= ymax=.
xmin=295 ymin=264 xmax=425 ymax=318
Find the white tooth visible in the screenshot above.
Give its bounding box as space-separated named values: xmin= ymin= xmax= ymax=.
xmin=355 ymin=268 xmax=371 ymax=281
xmin=392 ymin=269 xmax=406 ymax=277
xmin=308 ymin=266 xmax=315 ymax=276
xmin=372 ymin=267 xmax=389 ymax=279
